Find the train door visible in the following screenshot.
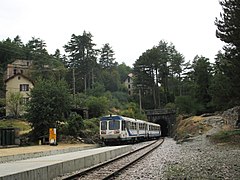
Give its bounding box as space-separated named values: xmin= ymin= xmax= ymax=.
xmin=137 ymin=122 xmax=139 ymax=137
xmin=100 ymin=120 xmax=108 ymax=135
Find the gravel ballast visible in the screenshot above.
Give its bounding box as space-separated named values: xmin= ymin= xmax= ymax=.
xmin=116 ymin=137 xmax=240 ymax=179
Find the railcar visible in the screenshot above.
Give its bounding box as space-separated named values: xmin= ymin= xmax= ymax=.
xmin=99 ymin=115 xmax=161 ymax=144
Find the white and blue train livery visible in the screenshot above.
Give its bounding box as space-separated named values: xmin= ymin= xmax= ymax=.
xmin=100 ymin=115 xmax=161 ymax=144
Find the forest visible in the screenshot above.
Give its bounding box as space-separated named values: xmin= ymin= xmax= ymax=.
xmin=0 ymin=0 xmax=240 ymax=139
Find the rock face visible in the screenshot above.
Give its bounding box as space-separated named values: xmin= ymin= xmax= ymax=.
xmin=222 ymin=106 xmax=240 ymax=128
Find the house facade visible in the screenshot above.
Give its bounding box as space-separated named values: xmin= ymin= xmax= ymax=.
xmin=5 ymin=60 xmax=34 ymax=116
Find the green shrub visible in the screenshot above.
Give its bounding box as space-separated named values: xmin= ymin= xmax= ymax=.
xmin=65 ymin=112 xmax=84 ymax=137
xmin=211 ymin=130 xmax=240 ymax=144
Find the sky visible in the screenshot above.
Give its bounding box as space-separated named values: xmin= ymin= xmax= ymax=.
xmin=1 ymin=0 xmax=224 ymax=67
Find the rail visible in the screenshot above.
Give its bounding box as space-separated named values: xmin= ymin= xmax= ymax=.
xmin=62 ymin=138 xmax=164 ymax=180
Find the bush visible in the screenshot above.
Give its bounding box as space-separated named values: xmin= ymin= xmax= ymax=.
xmin=210 ymin=130 xmax=240 ymax=144
xmin=66 ymin=112 xmax=84 ymax=136
xmin=86 ymin=96 xmax=109 ymax=118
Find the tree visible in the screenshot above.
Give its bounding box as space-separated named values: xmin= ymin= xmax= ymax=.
xmin=99 ymin=43 xmax=117 ymax=69
xmin=192 ymin=55 xmax=212 ymax=110
xmin=209 ymin=51 xmax=233 ymax=110
xmin=0 ymin=36 xmax=26 ymax=70
xmin=6 ymin=91 xmax=23 ymax=118
xmin=133 ymin=40 xmax=185 ymax=109
xmin=117 ymin=63 xmax=132 ymax=82
xmin=215 ymin=0 xmax=240 ymax=105
xmin=27 ymin=79 xmax=71 ymax=140
xmin=64 ymin=31 xmax=98 ymax=93
xmin=86 ymin=96 xmax=109 ymax=118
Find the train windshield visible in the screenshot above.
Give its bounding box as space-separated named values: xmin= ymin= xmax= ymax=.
xmin=101 ymin=121 xmax=107 ymax=130
xmin=109 ymin=120 xmax=120 ymax=130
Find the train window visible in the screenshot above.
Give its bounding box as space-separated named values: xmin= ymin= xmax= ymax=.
xmin=122 ymin=121 xmax=126 ymax=130
xmin=134 ymin=122 xmax=136 ymax=130
xmin=109 ymin=120 xmax=120 ymax=130
xmin=101 ymin=121 xmax=107 ymax=130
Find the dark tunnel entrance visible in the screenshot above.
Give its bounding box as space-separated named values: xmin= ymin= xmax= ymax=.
xmin=157 ymin=119 xmax=169 ymax=137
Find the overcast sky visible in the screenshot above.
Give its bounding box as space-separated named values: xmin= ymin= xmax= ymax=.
xmin=1 ymin=0 xmax=224 ymax=67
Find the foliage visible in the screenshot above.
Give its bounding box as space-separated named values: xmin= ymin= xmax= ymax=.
xmin=117 ymin=63 xmax=132 ymax=82
xmin=165 ymin=103 xmax=176 ymax=109
xmin=81 ymin=118 xmax=100 ymax=143
xmin=83 ymin=118 xmax=99 ymax=135
xmin=215 ymin=0 xmax=240 ymax=106
xmin=0 ymin=98 xmax=5 ymax=107
xmin=210 ymin=129 xmax=240 ymax=145
xmin=191 ymin=55 xmax=212 ymax=111
xmin=85 ymin=96 xmax=110 ymax=118
xmin=26 ymin=78 xmax=71 ymax=140
xmin=64 ymin=31 xmax=98 ymax=93
xmin=175 ymin=96 xmax=204 ymax=115
xmin=119 ymin=102 xmax=147 ymax=120
xmin=209 ymin=52 xmax=233 ymax=110
xmin=0 ymin=119 xmax=31 ymax=134
xmin=100 ymin=69 xmax=121 ymax=92
xmin=99 ymin=43 xmax=117 ymax=69
xmin=133 ymin=40 xmax=185 ymax=109
xmin=65 ymin=112 xmax=84 ymax=136
xmin=6 ymin=91 xmax=24 ymax=118
xmin=86 ymin=82 xmax=106 ymax=97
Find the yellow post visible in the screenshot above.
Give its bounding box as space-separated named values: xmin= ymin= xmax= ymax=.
xmin=49 ymin=128 xmax=57 ymax=145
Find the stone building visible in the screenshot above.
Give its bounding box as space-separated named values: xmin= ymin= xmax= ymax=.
xmin=6 ymin=59 xmax=32 ymax=79
xmin=124 ymin=73 xmax=134 ymax=96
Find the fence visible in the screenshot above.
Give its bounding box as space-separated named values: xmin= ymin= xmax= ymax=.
xmin=0 ymin=128 xmax=19 ymax=146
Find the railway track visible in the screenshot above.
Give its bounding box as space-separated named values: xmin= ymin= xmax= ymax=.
xmin=63 ymin=138 xmax=165 ymax=180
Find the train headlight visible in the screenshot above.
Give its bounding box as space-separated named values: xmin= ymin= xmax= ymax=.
xmin=114 ymin=130 xmax=120 ymax=134
xmin=101 ymin=130 xmax=106 ymax=134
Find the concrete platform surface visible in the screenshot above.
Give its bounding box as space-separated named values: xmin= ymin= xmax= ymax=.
xmin=0 ymin=145 xmax=131 ymax=180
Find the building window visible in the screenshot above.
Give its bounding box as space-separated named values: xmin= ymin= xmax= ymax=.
xmin=18 ymin=76 xmax=21 ymax=80
xmin=128 ymin=84 xmax=131 ymax=89
xmin=14 ymin=68 xmax=17 ymax=75
xmin=128 ymin=77 xmax=131 ymax=83
xmin=20 ymin=97 xmax=29 ymax=105
xmin=20 ymin=84 xmax=29 ymax=91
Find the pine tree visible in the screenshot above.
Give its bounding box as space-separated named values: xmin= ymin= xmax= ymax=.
xmin=99 ymin=43 xmax=116 ymax=69
xmin=215 ymin=0 xmax=240 ymax=105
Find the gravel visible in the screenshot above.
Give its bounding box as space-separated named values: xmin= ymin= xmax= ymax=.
xmin=116 ymin=136 xmax=240 ymax=179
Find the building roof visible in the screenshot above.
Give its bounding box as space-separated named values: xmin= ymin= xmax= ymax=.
xmin=4 ymin=73 xmax=34 ymax=85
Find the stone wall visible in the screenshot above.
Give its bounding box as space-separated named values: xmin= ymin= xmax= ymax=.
xmin=222 ymin=106 xmax=240 ymax=128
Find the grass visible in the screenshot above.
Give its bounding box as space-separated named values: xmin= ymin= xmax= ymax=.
xmin=0 ymin=119 xmax=31 ymax=135
xmin=210 ymin=129 xmax=240 ymax=145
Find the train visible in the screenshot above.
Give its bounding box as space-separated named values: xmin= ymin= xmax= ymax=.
xmin=99 ymin=115 xmax=161 ymax=144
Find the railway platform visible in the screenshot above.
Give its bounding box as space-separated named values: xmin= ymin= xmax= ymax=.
xmin=0 ymin=144 xmax=131 ymax=180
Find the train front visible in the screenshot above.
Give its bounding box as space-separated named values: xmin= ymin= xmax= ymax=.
xmin=99 ymin=115 xmax=122 ymax=144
